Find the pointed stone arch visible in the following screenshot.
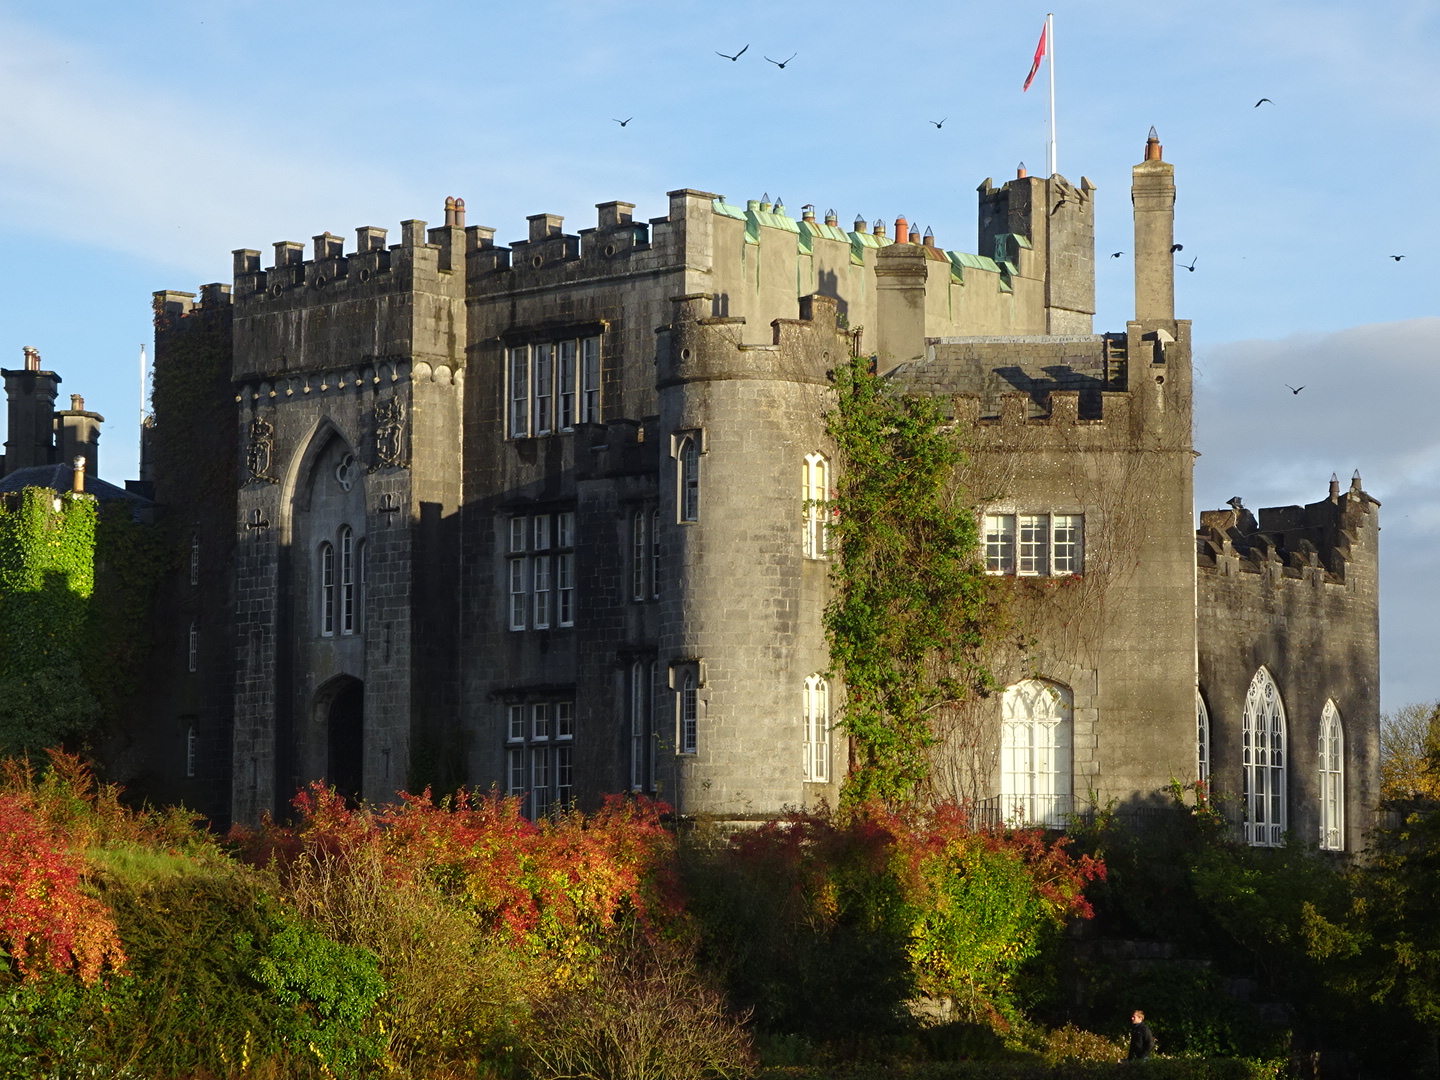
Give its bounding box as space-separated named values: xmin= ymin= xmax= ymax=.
xmin=314 ymin=673 xmax=364 ymax=805
xmin=1000 ymin=678 xmax=1073 ymax=826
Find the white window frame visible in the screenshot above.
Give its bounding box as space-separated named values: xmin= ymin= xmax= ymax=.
xmin=320 ymin=542 xmax=336 ymax=636
xmin=804 ymin=675 xmax=830 ymax=782
xmin=1319 ymin=700 xmax=1344 ymax=851
xmin=679 ymin=437 xmax=700 ymax=523
xmin=1000 ymin=679 xmax=1073 ymax=827
xmin=339 ymin=526 xmax=356 ymax=635
xmin=678 ymin=667 xmax=699 ymax=754
xmin=556 ymin=552 xmax=575 ymax=627
xmin=650 ymin=508 xmax=661 ymax=599
xmin=1017 ymin=514 xmax=1049 ymax=576
xmin=630 ymin=660 xmax=647 ymax=792
xmin=189 ymin=533 xmax=200 ymax=586
xmin=1197 ymin=691 xmax=1210 ymax=788
xmin=803 ymin=454 xmax=830 ymax=559
xmin=580 ymin=336 xmax=601 ymax=423
xmin=533 ymin=343 xmax=554 ymax=436
xmin=508 ymin=556 xmax=527 ymax=631
xmin=187 ymin=620 xmax=199 ymax=673
xmin=631 ymin=510 xmax=647 ymax=601
xmin=532 ymin=556 xmax=551 ymax=628
xmin=558 ymin=340 xmax=578 ymax=430
xmin=508 ymin=346 xmax=530 ymax=439
xmin=984 ymin=514 xmax=1016 ymax=574
xmin=1242 ymin=667 xmax=1288 ymax=847
xmin=505 ymin=698 xmax=574 ymax=818
xmin=1052 ymin=514 xmax=1083 ymax=575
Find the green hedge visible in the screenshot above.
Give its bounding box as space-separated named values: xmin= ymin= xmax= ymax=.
xmin=757 ymin=1059 xmax=1281 ymax=1080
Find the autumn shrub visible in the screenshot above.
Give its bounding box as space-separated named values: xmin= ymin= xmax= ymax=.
xmin=685 ymin=802 xmax=1103 ymax=1052
xmin=525 ymin=933 xmax=755 ymax=1080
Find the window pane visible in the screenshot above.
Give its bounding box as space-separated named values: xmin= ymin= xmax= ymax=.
xmin=509 ymin=347 xmax=529 ymax=438
xmin=559 ymin=340 xmax=578 ymax=430
xmin=984 ymin=515 xmax=1015 ymax=574
xmin=557 ymin=553 xmax=575 ymax=627
xmin=650 ymin=509 xmax=661 ymax=598
xmin=508 ymin=704 xmax=526 ymax=742
xmin=1052 ymin=514 xmax=1082 ymax=575
xmin=531 ymin=747 xmax=550 ymax=817
xmin=680 ymin=439 xmax=699 ymax=522
xmin=556 ymin=701 xmax=574 ymax=740
xmin=555 ymin=744 xmax=573 ymax=807
xmin=631 ymin=663 xmax=645 ymax=791
xmin=321 ymin=543 xmax=335 ymax=635
xmin=509 ymin=558 xmax=527 ymax=630
xmin=632 ymin=512 xmax=646 ymax=601
xmin=340 ymin=527 xmax=355 ymax=634
xmin=1017 ymin=514 xmax=1048 ymax=575
xmin=533 ymin=344 xmax=554 ymax=435
xmin=510 ymin=517 xmax=527 ymax=553
xmin=581 ymin=337 xmax=601 ymax=423
xmin=508 ymin=748 xmax=525 ymax=794
xmin=681 ymin=672 xmax=698 ymax=754
xmin=557 ymin=511 xmax=574 ymax=549
xmin=533 ymin=515 xmax=551 ymax=551
xmin=533 ymin=556 xmax=551 ymax=628
xmin=532 ymin=702 xmax=551 ymax=740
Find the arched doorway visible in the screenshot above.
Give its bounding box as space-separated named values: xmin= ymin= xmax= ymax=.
xmin=324 ymin=678 xmax=364 ymax=805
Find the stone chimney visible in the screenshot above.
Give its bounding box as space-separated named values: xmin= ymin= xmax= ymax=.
xmin=3 ymin=348 xmax=61 ymax=475
xmin=55 ymin=393 xmax=103 ymax=478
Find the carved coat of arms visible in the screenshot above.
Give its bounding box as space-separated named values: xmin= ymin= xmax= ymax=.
xmin=374 ymin=398 xmax=406 ymax=470
xmin=245 ymin=417 xmax=278 ymax=484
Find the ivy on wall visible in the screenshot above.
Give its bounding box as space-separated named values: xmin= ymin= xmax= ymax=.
xmin=824 ymin=355 xmax=1004 ymax=805
xmin=0 ymin=489 xmax=100 ymax=755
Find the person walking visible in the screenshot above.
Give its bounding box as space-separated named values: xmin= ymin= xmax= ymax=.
xmin=1127 ymin=1009 xmax=1155 ymax=1061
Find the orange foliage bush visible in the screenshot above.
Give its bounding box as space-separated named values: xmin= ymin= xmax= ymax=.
xmin=0 ymin=753 xmax=126 ymax=983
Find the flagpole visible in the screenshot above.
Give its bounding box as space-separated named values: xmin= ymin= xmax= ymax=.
xmin=1047 ymin=13 xmax=1057 ymax=177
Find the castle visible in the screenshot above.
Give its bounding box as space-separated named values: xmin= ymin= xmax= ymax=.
xmin=94 ymin=130 xmax=1376 ymax=847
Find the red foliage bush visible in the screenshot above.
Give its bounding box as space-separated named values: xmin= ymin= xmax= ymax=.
xmin=0 ymin=754 xmax=125 ymax=983
xmin=233 ymin=785 xmax=683 ymax=949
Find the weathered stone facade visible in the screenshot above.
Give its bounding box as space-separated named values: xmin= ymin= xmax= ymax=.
xmin=139 ymin=134 xmax=1379 ymax=846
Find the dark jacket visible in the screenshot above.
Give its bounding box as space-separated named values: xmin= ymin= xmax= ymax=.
xmin=1128 ymin=1021 xmax=1155 ymax=1060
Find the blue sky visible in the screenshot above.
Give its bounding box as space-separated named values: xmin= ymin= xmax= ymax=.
xmin=0 ymin=0 xmax=1434 ymax=706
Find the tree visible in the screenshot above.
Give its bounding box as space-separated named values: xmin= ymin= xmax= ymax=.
xmin=1381 ymin=701 xmax=1440 ymax=803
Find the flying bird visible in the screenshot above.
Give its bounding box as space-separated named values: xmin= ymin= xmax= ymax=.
xmin=1180 ymin=257 xmax=1197 ymax=272
xmin=929 ymin=118 xmax=947 ymax=128
xmin=1171 ymin=243 xmax=1184 ymax=253
xmin=613 ymin=117 xmax=633 ymax=126
xmin=1110 ymin=251 xmax=1124 ymax=258
xmin=1254 ymin=97 xmax=1274 ymax=107
xmin=765 ymin=52 xmax=798 ymax=68
xmin=1390 ymin=254 xmax=1406 ymax=261
xmin=1050 ymin=196 xmax=1068 ymax=216
xmin=1285 ymin=384 xmax=1305 ymax=395
xmin=716 ymin=44 xmax=748 ymax=60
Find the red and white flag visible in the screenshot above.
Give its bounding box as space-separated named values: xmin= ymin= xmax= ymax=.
xmin=1022 ymin=20 xmax=1048 ymax=92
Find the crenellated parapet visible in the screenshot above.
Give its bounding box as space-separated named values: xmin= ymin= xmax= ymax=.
xmin=1197 ymin=475 xmax=1380 ymax=587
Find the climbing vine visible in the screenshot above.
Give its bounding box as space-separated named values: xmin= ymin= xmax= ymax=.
xmin=824 ymin=355 xmax=1003 ymax=805
xmin=0 ymin=489 xmax=100 ymax=755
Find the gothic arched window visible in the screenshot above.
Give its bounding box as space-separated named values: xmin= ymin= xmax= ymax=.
xmin=804 ymin=675 xmax=830 ymax=782
xmin=1319 ymin=700 xmax=1344 ymax=851
xmin=1197 ymin=691 xmax=1211 ymax=788
xmin=803 ymin=453 xmax=830 ymax=559
xmin=678 ymin=437 xmax=700 ymax=522
xmin=1242 ymin=668 xmax=1287 ymax=847
xmin=339 ymin=527 xmax=355 ymax=635
xmin=1000 ymin=679 xmax=1073 ymax=827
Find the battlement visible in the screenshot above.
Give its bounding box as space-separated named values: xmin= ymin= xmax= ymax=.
xmin=230 ymin=199 xmax=475 ymax=303
xmin=1196 ymin=474 xmax=1380 ymax=585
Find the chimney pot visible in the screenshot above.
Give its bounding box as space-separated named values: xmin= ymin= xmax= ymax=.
xmin=1144 ymin=127 xmax=1163 ymax=161
xmin=894 ymin=216 xmax=909 ymax=244
xmin=71 ymin=456 xmax=85 ymax=494
xmin=1017 ymin=161 xmax=1028 ymax=178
